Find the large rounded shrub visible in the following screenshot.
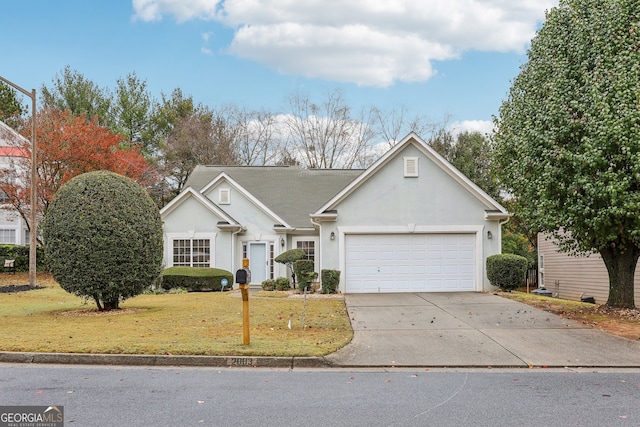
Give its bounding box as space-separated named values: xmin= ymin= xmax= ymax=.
xmin=42 ymin=171 xmax=163 ymax=310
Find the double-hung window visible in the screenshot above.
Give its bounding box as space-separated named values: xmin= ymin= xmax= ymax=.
xmin=172 ymin=238 xmax=211 ymax=267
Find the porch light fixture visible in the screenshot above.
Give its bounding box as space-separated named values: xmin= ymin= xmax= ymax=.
xmin=487 ymin=231 xmax=493 ymax=240
xmin=280 ymin=237 xmax=285 ymax=247
xmin=330 ymin=231 xmax=335 ymax=240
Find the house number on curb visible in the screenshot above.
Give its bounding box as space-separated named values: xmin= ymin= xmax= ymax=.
xmin=227 ymin=357 xmax=255 ymax=367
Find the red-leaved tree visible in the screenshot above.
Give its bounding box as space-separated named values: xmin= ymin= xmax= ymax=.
xmin=0 ymin=107 xmax=151 ymax=242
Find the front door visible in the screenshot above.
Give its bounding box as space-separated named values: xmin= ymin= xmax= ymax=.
xmin=248 ymin=242 xmax=267 ymax=284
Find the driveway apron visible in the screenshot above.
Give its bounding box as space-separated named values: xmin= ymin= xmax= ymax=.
xmin=324 ymin=293 xmax=640 ymax=368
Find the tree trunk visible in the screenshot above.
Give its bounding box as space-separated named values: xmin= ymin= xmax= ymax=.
xmin=102 ymin=299 xmax=120 ymax=311
xmin=600 ymin=245 xmax=640 ymax=309
xmin=93 ymin=295 xmax=103 ymax=311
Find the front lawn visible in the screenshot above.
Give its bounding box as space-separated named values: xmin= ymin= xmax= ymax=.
xmin=0 ymin=273 xmax=352 ymax=357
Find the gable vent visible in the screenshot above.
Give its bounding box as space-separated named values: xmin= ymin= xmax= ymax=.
xmin=404 ymin=157 xmax=419 ymax=177
xmin=219 ymin=188 xmax=230 ymax=204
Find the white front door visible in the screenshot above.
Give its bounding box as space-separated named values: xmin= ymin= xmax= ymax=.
xmin=248 ymin=242 xmax=268 ymax=284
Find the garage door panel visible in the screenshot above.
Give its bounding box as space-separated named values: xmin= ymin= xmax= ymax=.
xmin=346 ymin=233 xmax=476 ymax=293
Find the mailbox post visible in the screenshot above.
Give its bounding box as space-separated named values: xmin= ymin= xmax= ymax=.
xmin=235 ymin=258 xmax=251 ymax=345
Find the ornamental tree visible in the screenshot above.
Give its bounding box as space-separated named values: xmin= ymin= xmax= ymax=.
xmin=42 ymin=171 xmax=163 ymax=311
xmin=0 ymin=107 xmax=150 ymax=242
xmin=275 ymin=249 xmax=306 ymax=287
xmin=493 ymin=0 xmax=640 ymax=308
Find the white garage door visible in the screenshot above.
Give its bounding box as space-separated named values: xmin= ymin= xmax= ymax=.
xmin=345 ymin=233 xmax=476 ymax=293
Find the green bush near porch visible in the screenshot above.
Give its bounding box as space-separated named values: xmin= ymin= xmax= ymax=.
xmin=294 ymin=260 xmax=315 ymax=292
xmin=160 ymin=267 xmax=233 ymax=292
xmin=321 ymin=269 xmax=340 ymax=294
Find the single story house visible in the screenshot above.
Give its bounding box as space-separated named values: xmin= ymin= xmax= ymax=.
xmin=0 ymin=120 xmax=30 ymax=245
xmin=538 ymin=233 xmax=640 ymax=305
xmin=160 ymin=132 xmax=510 ymax=293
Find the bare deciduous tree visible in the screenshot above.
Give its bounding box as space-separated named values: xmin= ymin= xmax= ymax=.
xmin=286 ymin=90 xmax=375 ymax=169
xmin=162 ymin=109 xmax=238 ymax=193
xmin=233 ymin=108 xmax=283 ymax=166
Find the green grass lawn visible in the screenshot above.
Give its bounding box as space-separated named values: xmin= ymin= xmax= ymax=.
xmin=0 ymin=273 xmax=353 ymax=357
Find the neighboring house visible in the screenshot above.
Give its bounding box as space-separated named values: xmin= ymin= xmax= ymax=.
xmin=160 ymin=132 xmax=510 ymax=293
xmin=0 ymin=121 xmax=29 ymax=245
xmin=538 ymin=233 xmax=640 ymax=305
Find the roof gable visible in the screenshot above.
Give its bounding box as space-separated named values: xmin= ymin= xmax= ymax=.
xmin=314 ymin=132 xmax=508 ymax=216
xmin=0 ymin=120 xmax=30 ymax=153
xmin=200 ymin=172 xmax=293 ymax=229
xmin=185 ymin=166 xmax=363 ymax=228
xmin=160 ymin=187 xmax=238 ymax=225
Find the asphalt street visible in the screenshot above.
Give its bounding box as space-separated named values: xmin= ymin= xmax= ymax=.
xmin=2 ymin=364 xmax=640 ymax=427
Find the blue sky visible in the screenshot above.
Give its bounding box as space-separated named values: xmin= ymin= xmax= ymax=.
xmin=2 ymin=0 xmax=557 ymax=136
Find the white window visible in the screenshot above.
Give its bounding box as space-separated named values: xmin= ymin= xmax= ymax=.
xmin=0 ymin=229 xmax=16 ymax=244
xmin=172 ymin=239 xmax=211 ymax=267
xmin=404 ymin=157 xmax=419 ymax=177
xmin=296 ymin=240 xmax=315 ymax=261
xmin=219 ymin=188 xmax=230 ymax=204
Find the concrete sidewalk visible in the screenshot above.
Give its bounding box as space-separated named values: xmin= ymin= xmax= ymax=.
xmin=324 ymin=292 xmax=640 ymax=368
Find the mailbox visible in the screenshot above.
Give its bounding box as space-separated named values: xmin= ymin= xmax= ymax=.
xmin=236 ymin=269 xmax=251 ymax=284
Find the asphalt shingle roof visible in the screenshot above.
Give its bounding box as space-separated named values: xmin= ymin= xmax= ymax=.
xmin=185 ymin=166 xmax=364 ymax=228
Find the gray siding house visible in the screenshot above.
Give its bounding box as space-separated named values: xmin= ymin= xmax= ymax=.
xmin=538 ymin=233 xmax=640 ymax=305
xmin=160 ymin=133 xmax=509 ymax=293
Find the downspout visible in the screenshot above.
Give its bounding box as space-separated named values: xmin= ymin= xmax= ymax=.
xmin=498 ymin=216 xmax=511 ymax=254
xmin=310 ymin=217 xmax=323 ymax=278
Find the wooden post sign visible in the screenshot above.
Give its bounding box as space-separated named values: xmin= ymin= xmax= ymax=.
xmin=236 ymin=258 xmax=251 ymax=345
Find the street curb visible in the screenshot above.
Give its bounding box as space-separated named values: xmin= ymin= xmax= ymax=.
xmin=0 ymin=352 xmax=330 ymax=369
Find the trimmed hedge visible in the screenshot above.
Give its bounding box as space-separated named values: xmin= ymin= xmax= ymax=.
xmin=321 ymin=269 xmax=340 ymax=294
xmin=486 ymin=253 xmax=528 ymax=291
xmin=274 ymin=249 xmax=306 ymax=265
xmin=293 ymin=259 xmax=315 ymax=292
xmin=261 ymin=277 xmax=291 ymax=291
xmin=0 ymin=245 xmax=46 ymax=272
xmin=160 ymin=267 xmax=233 ymax=291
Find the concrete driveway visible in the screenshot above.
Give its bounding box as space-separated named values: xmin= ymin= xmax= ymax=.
xmin=324 ymin=292 xmax=640 ymax=368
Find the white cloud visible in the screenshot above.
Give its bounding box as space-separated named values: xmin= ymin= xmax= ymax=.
xmin=132 ymin=0 xmax=557 ymax=86
xmin=132 ymin=0 xmax=222 ymax=22
xmin=449 ymin=120 xmax=494 ymax=136
xmin=201 ymin=31 xmax=213 ymax=42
